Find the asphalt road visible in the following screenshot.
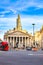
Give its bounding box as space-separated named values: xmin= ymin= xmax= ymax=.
xmin=0 ymin=50 xmax=43 ymax=65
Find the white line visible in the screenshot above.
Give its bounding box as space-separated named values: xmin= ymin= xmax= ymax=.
xmin=28 ymin=54 xmax=43 ymax=56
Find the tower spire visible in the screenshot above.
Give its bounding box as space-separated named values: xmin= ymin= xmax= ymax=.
xmin=16 ymin=14 xmax=22 ymax=30
xmin=40 ymin=25 xmax=43 ymax=33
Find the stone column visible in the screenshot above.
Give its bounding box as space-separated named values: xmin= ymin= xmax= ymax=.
xmin=7 ymin=37 xmax=9 ymax=43
xmin=21 ymin=37 xmax=23 ymax=48
xmin=27 ymin=37 xmax=29 ymax=47
xmin=26 ymin=37 xmax=27 ymax=47
xmin=10 ymin=37 xmax=12 ymax=43
xmin=29 ymin=38 xmax=32 ymax=47
xmin=30 ymin=38 xmax=31 ymax=47
xmin=22 ymin=37 xmax=23 ymax=43
xmin=29 ymin=37 xmax=31 ymax=47
xmin=13 ymin=37 xmax=14 ymax=47
xmin=9 ymin=37 xmax=13 ymax=49
xmin=16 ymin=37 xmax=17 ymax=43
xmin=25 ymin=37 xmax=26 ymax=48
xmin=19 ymin=37 xmax=20 ymax=48
xmin=7 ymin=37 xmax=10 ymax=50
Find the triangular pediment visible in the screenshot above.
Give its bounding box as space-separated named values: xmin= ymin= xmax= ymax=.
xmin=13 ymin=31 xmax=23 ymax=35
xmin=8 ymin=31 xmax=30 ymax=37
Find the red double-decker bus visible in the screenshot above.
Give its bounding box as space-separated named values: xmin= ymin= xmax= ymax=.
xmin=0 ymin=40 xmax=9 ymax=51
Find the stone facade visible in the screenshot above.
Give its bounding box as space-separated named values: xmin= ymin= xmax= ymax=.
xmin=35 ymin=26 xmax=43 ymax=49
xmin=4 ymin=31 xmax=32 ymax=48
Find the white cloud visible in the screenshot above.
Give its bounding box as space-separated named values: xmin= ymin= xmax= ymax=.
xmin=0 ymin=0 xmax=43 ymax=17
xmin=11 ymin=0 xmax=43 ymax=10
xmin=0 ymin=17 xmax=17 ymax=34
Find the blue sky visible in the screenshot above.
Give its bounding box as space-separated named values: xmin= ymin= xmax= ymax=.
xmin=0 ymin=0 xmax=43 ymax=40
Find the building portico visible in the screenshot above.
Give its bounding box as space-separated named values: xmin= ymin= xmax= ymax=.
xmin=5 ymin=34 xmax=31 ymax=48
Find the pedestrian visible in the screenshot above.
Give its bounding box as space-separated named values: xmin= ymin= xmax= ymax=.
xmin=16 ymin=42 xmax=18 ymax=48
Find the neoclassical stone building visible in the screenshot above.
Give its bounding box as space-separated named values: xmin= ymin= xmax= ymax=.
xmin=4 ymin=14 xmax=32 ymax=48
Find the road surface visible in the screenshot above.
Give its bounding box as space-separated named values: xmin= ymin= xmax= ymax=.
xmin=0 ymin=50 xmax=43 ymax=65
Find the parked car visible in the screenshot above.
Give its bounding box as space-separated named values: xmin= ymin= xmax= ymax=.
xmin=32 ymin=47 xmax=38 ymax=51
xmin=26 ymin=46 xmax=32 ymax=51
xmin=41 ymin=48 xmax=43 ymax=50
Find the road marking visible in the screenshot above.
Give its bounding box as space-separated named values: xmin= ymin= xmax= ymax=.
xmin=28 ymin=54 xmax=33 ymax=55
xmin=28 ymin=54 xmax=43 ymax=56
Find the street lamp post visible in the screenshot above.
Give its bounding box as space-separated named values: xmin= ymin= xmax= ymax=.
xmin=32 ymin=23 xmax=35 ymax=35
xmin=32 ymin=23 xmax=35 ymax=47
